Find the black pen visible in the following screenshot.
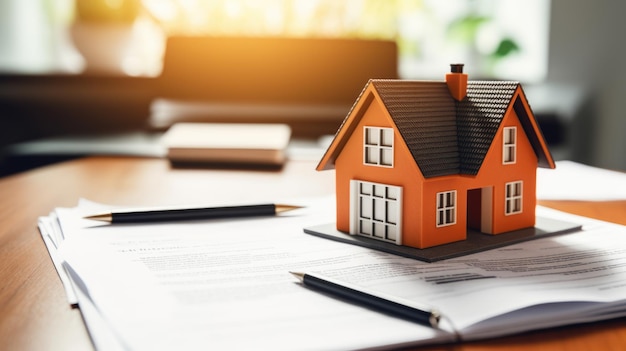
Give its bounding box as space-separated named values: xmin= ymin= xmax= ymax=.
xmin=84 ymin=204 xmax=302 ymax=223
xmin=290 ymin=271 xmax=441 ymax=328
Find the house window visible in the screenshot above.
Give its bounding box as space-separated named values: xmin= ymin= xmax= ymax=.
xmin=363 ymin=127 xmax=394 ymax=167
xmin=436 ymin=190 xmax=457 ymax=227
xmin=505 ymin=181 xmax=523 ymax=215
xmin=503 ymin=126 xmax=516 ymax=164
xmin=354 ymin=180 xmax=402 ymax=244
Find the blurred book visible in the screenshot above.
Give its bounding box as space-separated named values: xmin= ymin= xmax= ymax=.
xmin=162 ymin=123 xmax=291 ymax=167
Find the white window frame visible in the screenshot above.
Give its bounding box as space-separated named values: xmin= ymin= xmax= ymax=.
xmin=436 ymin=190 xmax=457 ymax=227
xmin=350 ymin=180 xmax=402 ymax=245
xmin=363 ymin=126 xmax=394 ymax=167
xmin=505 ymin=181 xmax=523 ymax=215
xmin=503 ymin=126 xmax=517 ymax=164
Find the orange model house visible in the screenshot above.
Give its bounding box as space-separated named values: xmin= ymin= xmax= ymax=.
xmin=316 ymin=64 xmax=555 ymax=249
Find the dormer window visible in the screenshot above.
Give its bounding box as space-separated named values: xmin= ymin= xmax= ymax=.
xmin=363 ymin=126 xmax=394 ymax=167
xmin=503 ymin=126 xmax=517 ymax=164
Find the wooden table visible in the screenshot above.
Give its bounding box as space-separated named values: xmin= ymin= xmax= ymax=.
xmin=0 ymin=156 xmax=625 ymax=351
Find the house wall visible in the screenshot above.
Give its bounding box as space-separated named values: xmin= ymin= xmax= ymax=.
xmin=465 ymin=93 xmax=538 ymax=234
xmin=333 ymin=90 xmax=424 ymax=244
xmin=420 ymin=175 xmax=469 ymax=248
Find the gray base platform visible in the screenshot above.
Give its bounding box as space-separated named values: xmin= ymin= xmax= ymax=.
xmin=303 ymin=217 xmax=582 ymax=262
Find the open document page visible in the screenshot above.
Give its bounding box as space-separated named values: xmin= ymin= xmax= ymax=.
xmin=43 ymin=198 xmax=626 ymax=350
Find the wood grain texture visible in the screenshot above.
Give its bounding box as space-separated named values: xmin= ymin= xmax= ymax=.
xmin=0 ymin=156 xmax=624 ymax=351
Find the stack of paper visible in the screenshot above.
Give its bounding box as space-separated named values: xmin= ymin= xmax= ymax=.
xmin=39 ymin=198 xmax=626 ymax=350
xmin=162 ymin=123 xmax=291 ymax=166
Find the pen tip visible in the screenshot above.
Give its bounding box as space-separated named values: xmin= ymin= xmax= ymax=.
xmin=275 ymin=204 xmax=304 ymax=213
xmin=289 ymin=271 xmax=305 ymax=282
xmin=83 ymin=213 xmax=112 ymax=222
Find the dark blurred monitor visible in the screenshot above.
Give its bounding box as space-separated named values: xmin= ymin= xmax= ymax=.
xmin=158 ymin=36 xmax=398 ymax=104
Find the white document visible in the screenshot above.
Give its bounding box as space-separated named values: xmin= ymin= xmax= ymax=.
xmin=56 ymin=199 xmax=451 ymax=350
xmin=45 ymin=199 xmax=626 ymax=350
xmin=38 ymin=212 xmax=78 ymax=305
xmin=537 ymin=160 xmax=626 ymax=200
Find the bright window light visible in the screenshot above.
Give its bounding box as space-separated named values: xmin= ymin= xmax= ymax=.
xmin=140 ymin=0 xmax=550 ymax=82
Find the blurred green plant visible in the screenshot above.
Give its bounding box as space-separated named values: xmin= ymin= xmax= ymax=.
xmin=491 ymin=37 xmax=519 ymax=59
xmin=447 ymin=13 xmax=520 ymax=72
xmin=447 ymin=15 xmax=490 ymax=43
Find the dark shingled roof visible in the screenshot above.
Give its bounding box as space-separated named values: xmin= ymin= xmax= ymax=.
xmin=457 ymin=81 xmax=520 ymax=174
xmin=371 ymin=79 xmax=519 ymax=178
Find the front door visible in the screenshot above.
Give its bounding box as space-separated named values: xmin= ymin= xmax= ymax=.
xmin=350 ymin=180 xmax=403 ymax=245
xmin=467 ymin=187 xmax=493 ymax=234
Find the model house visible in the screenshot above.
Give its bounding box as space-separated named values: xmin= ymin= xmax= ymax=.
xmin=317 ymin=64 xmax=555 ymax=249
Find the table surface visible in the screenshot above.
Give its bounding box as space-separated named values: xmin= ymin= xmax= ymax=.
xmin=0 ymin=156 xmax=625 ymax=351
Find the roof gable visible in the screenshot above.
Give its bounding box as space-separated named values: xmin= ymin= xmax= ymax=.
xmin=317 ymin=79 xmax=554 ymax=175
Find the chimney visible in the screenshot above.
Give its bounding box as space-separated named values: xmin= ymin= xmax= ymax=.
xmin=446 ymin=63 xmax=468 ymax=101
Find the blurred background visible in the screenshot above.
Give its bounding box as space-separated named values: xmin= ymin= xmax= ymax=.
xmin=0 ymin=0 xmax=624 ymax=175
